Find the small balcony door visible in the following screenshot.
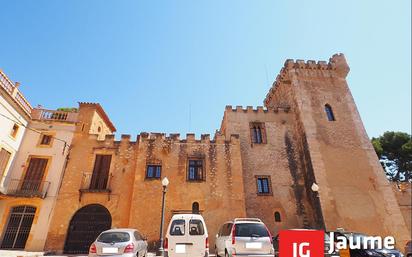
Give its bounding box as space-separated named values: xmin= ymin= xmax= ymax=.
xmin=21 ymin=157 xmax=48 ymax=191
xmin=89 ymin=155 xmax=112 ymax=190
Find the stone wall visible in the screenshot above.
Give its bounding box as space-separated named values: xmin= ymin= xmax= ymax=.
xmin=45 ymin=104 xmax=246 ymax=253
xmin=220 ymin=106 xmax=314 ymax=236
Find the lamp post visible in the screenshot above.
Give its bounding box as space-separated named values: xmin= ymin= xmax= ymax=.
xmin=159 ymin=177 xmax=169 ymax=256
xmin=311 ymin=182 xmax=326 ymax=230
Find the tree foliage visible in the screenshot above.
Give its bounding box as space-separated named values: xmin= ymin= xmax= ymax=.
xmin=371 ymin=131 xmax=412 ymax=182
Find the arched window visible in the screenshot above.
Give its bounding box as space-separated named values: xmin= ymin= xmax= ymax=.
xmin=274 ymin=211 xmax=281 ymax=222
xmin=324 ymin=104 xmax=335 ymax=121
xmin=250 ymin=122 xmax=266 ymax=144
xmin=192 ymin=202 xmax=199 ymax=214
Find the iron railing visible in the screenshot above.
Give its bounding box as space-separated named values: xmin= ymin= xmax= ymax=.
xmin=2 ymin=177 xmax=50 ymax=199
xmin=79 ymin=172 xmax=111 ymax=192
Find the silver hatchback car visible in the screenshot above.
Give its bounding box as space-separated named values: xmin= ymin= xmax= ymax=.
xmin=89 ymin=228 xmax=148 ymax=257
xmin=215 ymin=218 xmax=274 ymax=257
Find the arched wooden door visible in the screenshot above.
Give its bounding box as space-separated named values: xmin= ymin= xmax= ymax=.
xmin=0 ymin=206 xmax=36 ymax=249
xmin=63 ymin=204 xmax=111 ymax=254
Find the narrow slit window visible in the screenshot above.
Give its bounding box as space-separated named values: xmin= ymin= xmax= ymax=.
xmin=192 ymin=202 xmax=200 ymax=214
xmin=275 ymin=211 xmax=281 ymax=222
xmin=325 ymin=104 xmax=335 ymax=121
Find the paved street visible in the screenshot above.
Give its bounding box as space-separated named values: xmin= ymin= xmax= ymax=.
xmin=0 ymin=250 xmax=217 ymax=257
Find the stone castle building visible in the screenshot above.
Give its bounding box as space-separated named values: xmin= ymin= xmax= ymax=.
xmin=0 ymin=54 xmax=410 ymax=254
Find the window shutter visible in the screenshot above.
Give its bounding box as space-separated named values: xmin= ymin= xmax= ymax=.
xmin=22 ymin=158 xmax=48 ymax=190
xmin=261 ymin=123 xmax=267 ymax=144
xmin=250 ymin=123 xmax=256 ymax=143
xmin=90 ymin=155 xmax=111 ymax=190
xmin=0 ymin=149 xmax=12 ymax=176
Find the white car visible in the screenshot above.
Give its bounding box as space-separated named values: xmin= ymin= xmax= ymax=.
xmin=164 ymin=213 xmax=209 ymax=257
xmin=88 ymin=228 xmax=148 ymax=257
xmin=215 ymin=218 xmax=274 ymax=257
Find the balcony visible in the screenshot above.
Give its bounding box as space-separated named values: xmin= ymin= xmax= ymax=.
xmin=79 ymin=172 xmax=112 ymax=201
xmin=31 ymin=108 xmax=79 ymax=123
xmin=0 ymin=70 xmax=33 ymax=116
xmin=1 ymin=177 xmax=50 ymax=199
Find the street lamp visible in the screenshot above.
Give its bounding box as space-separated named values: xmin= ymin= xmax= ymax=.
xmin=311 ymin=182 xmax=319 ymax=192
xmin=159 ymin=177 xmax=169 ymax=256
xmin=310 ymin=182 xmax=326 ymax=230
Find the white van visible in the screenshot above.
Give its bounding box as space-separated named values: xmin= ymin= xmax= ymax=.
xmin=164 ymin=214 xmax=209 ymax=257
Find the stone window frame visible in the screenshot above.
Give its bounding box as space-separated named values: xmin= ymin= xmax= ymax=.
xmin=187 ymin=158 xmax=206 ymax=182
xmin=249 ymin=122 xmax=267 ymax=145
xmin=255 ymin=175 xmax=273 ymax=195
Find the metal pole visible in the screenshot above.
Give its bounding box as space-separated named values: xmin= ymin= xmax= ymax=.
xmin=159 ymin=186 xmax=167 ymax=256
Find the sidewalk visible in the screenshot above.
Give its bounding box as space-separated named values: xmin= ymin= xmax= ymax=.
xmin=0 ymin=250 xmax=45 ymax=257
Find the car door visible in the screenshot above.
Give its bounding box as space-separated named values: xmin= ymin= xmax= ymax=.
xmin=186 ymin=218 xmax=207 ymax=257
xmin=215 ymin=224 xmax=224 ymax=256
xmin=222 ymin=223 xmax=232 ymax=256
xmin=134 ymin=231 xmax=146 ymax=256
xmin=168 ymin=218 xmax=188 ymax=257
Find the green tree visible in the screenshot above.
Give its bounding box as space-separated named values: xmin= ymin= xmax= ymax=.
xmin=371 ymin=131 xmax=412 ymax=182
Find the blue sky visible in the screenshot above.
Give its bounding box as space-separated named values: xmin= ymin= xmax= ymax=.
xmin=1 ymin=0 xmax=410 ymax=138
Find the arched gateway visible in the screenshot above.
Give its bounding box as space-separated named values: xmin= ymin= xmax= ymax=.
xmin=63 ymin=204 xmax=111 ymax=254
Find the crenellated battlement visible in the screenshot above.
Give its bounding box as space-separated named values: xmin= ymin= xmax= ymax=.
xmin=136 ymin=131 xmax=240 ymax=145
xmin=264 ymin=53 xmax=349 ymax=107
xmin=224 ymin=105 xmax=290 ymax=113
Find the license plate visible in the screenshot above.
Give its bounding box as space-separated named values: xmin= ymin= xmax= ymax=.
xmin=102 ymin=247 xmax=118 ymax=253
xmin=175 ymin=244 xmax=186 ymax=253
xmin=246 ymin=242 xmax=262 ymax=249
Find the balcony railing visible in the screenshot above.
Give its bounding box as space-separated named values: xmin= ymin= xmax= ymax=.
xmin=31 ymin=108 xmax=79 ymax=123
xmin=0 ymin=70 xmax=33 ymax=115
xmin=79 ymin=172 xmax=111 ymax=192
xmin=79 ymin=172 xmax=112 ymax=201
xmin=1 ymin=177 xmax=50 ymax=199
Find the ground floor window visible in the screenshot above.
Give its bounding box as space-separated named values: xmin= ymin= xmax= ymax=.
xmin=0 ymin=206 xmax=36 ymax=249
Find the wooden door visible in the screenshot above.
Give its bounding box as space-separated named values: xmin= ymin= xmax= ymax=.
xmin=21 ymin=158 xmax=48 ymax=191
xmin=89 ymin=155 xmax=112 ymax=190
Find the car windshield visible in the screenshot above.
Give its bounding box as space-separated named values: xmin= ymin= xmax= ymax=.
xmin=235 ymin=223 xmax=269 ymax=237
xmin=170 ymin=219 xmax=185 ymax=236
xmin=97 ymin=232 xmax=130 ymax=243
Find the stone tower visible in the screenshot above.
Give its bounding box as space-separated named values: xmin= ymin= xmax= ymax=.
xmin=264 ymin=53 xmax=410 ymax=248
